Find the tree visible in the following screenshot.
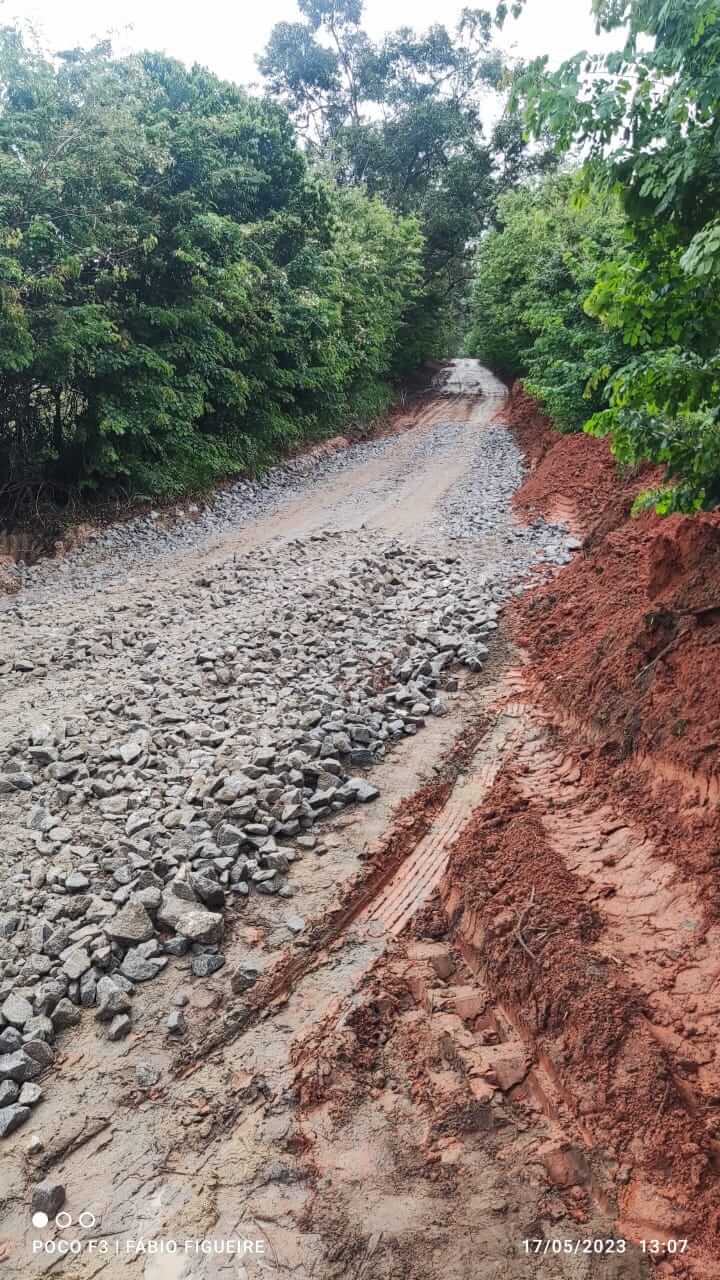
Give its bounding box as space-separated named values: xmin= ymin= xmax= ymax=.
xmin=0 ymin=28 xmax=426 ymax=520
xmin=516 ymin=0 xmax=720 ymax=510
xmin=259 ymin=1 xmax=546 ymax=361
xmin=465 ymin=172 xmax=627 ymax=430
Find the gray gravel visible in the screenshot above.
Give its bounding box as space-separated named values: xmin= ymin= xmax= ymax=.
xmin=0 ymin=361 xmax=578 ymax=1135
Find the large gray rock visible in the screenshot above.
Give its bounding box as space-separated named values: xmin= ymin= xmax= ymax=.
xmin=0 ymin=1080 xmax=19 ymax=1106
xmin=1 ymin=993 xmax=33 ymax=1027
xmin=19 ymin=1082 xmax=42 ymax=1106
xmin=191 ymin=953 xmax=224 ymax=978
xmin=104 ymin=900 xmax=155 ymax=946
xmin=0 ymin=1023 xmax=23 ymax=1051
xmin=62 ymin=948 xmax=91 ymax=981
xmin=156 ymin=881 xmax=198 ymax=931
xmin=189 ymin=874 xmax=224 ymax=909
xmin=0 ymin=913 xmax=21 ymax=939
xmin=120 ymin=947 xmax=165 ymax=982
xmin=106 ymin=1014 xmax=131 ymax=1041
xmin=0 ymin=1051 xmax=43 ymax=1083
xmin=340 ymin=777 xmax=379 ymax=803
xmin=22 ymin=1040 xmax=54 ymax=1068
xmin=174 ymin=909 xmax=223 ymax=944
xmin=95 ymin=980 xmax=131 ymax=1023
xmin=51 ymin=999 xmax=81 ymax=1031
xmin=0 ymin=1104 xmax=31 ymax=1137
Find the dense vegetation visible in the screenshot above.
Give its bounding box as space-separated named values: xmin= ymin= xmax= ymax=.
xmin=260 ymin=0 xmax=547 ymax=362
xmin=468 ymin=0 xmax=720 ymax=513
xmin=0 ymin=3 xmax=532 ymax=526
xmin=0 ymin=30 xmax=427 ymax=519
xmin=466 ymin=174 xmax=627 ymax=431
xmin=3 ymin=0 xmax=719 ymax=525
xmin=1 ymin=33 xmax=435 ymax=516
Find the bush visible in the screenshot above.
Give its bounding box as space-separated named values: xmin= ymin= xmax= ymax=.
xmin=0 ymin=33 xmax=425 ymax=521
xmin=465 ymin=173 xmax=626 ymax=431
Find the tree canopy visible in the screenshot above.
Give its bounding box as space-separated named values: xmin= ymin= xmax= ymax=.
xmin=0 ymin=30 xmax=425 ymax=520
xmin=506 ymin=0 xmax=720 ymax=511
xmin=465 ymin=173 xmax=627 ymax=431
xmin=260 ymin=1 xmax=548 ymax=356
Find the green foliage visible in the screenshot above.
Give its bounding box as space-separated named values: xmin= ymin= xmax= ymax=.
xmin=465 ymin=173 xmax=627 ymax=430
xmin=0 ymin=30 xmax=425 ymax=517
xmin=515 ymin=0 xmax=720 ymax=511
xmin=259 ymin=1 xmax=551 ymax=361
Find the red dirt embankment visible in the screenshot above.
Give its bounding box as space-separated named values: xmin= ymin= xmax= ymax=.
xmin=441 ymin=778 xmax=719 ymax=1259
xmin=506 ymin=383 xmax=720 ymax=792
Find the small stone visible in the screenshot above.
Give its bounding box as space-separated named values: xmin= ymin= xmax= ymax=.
xmin=19 ymin=1082 xmax=42 ymax=1106
xmin=65 ymin=871 xmax=90 ymax=892
xmin=125 ymin=810 xmax=154 ymax=838
xmin=0 ymin=771 xmax=33 ymax=791
xmin=32 ymin=1181 xmax=65 ymax=1217
xmin=167 ymin=1009 xmax=186 ymax=1036
xmin=0 ymin=1105 xmax=31 ymax=1137
xmin=230 ymin=961 xmax=261 ymax=994
xmin=135 ymin=1062 xmax=161 ymax=1088
xmin=162 ymin=936 xmax=190 ymax=956
xmin=1 ymin=993 xmax=33 ymax=1027
xmin=191 ymin=953 xmax=225 ymax=978
xmin=106 ymin=1014 xmax=131 ymax=1041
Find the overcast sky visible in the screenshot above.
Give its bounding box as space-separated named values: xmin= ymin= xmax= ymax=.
xmin=4 ymin=0 xmax=619 ymax=86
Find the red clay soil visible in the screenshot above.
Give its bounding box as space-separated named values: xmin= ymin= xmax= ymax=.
xmin=292 ymin=921 xmax=648 ymax=1280
xmin=502 ymin=382 xmax=649 ymax=534
xmin=507 ymin=383 xmax=720 ymax=788
xmin=440 ymin=775 xmax=720 ymax=1276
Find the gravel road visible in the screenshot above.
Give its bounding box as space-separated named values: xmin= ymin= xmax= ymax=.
xmin=0 ymin=361 xmax=587 ymax=1278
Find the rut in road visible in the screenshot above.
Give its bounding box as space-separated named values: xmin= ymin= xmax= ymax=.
xmin=0 ymin=361 xmax=668 ymax=1280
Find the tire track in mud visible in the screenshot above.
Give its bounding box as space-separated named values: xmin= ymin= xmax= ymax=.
xmin=275 ymin=667 xmax=720 ymax=1278
xmin=354 ymin=710 xmax=519 ymax=939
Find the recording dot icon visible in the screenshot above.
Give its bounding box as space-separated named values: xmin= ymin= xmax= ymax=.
xmin=32 ymin=1212 xmax=48 ymax=1229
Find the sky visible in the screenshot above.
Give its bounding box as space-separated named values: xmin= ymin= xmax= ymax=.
xmin=3 ymin=0 xmax=620 ymax=87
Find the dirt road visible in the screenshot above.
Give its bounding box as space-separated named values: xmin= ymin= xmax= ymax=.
xmin=0 ymin=361 xmax=704 ymax=1278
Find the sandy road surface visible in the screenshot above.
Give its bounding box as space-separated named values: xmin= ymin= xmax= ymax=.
xmin=0 ymin=363 xmax=651 ymax=1279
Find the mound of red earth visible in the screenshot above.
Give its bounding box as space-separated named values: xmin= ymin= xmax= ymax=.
xmin=507 ymin=383 xmax=720 ymax=792
xmin=504 ymin=383 xmax=637 ymax=535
